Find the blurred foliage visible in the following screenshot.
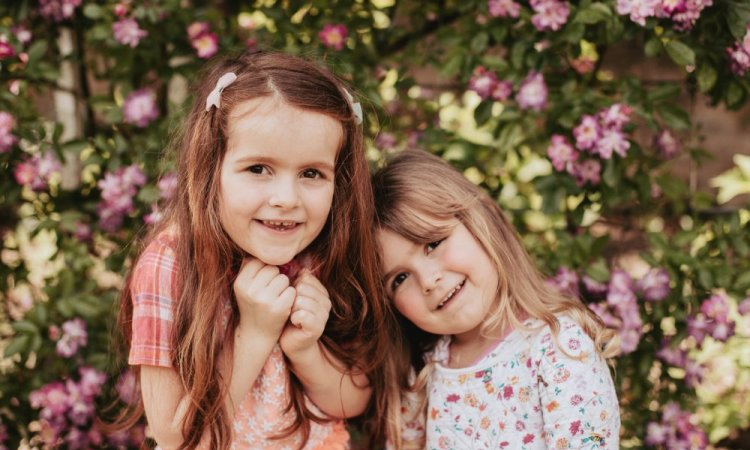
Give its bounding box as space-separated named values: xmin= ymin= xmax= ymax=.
xmin=0 ymin=0 xmax=749 ymax=448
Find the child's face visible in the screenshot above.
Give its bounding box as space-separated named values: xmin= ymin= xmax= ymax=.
xmin=218 ymin=97 xmax=341 ymax=266
xmin=377 ymin=219 xmax=499 ymax=343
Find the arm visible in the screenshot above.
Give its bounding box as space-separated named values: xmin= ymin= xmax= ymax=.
xmin=279 ymin=270 xmax=372 ymax=418
xmin=138 ymin=258 xmax=296 ymax=448
xmin=537 ymin=319 xmax=620 ymax=449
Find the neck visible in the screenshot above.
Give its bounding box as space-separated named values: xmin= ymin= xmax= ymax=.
xmin=447 ymin=324 xmax=513 ymax=369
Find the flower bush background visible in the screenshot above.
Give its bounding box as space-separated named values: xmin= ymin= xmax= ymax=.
xmin=1 ymin=0 xmax=749 ymax=448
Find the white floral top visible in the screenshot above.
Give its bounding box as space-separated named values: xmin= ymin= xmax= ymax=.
xmin=397 ymin=316 xmax=620 ymax=449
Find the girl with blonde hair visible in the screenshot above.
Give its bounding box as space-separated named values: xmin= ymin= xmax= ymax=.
xmin=373 ymin=150 xmax=620 ymax=449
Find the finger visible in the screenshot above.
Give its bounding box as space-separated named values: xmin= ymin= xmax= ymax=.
xmin=238 ymin=257 xmax=264 ymax=279
xmin=267 ymin=272 xmax=291 ymax=296
xmin=291 ymin=296 xmax=330 ymax=324
xmin=289 ymin=310 xmax=322 ymax=334
xmin=251 ymin=264 xmax=282 ymax=287
xmin=289 ymin=309 xmax=308 ymax=328
xmin=277 ymin=286 xmax=297 ymax=309
xmin=294 ymin=271 xmax=328 ymax=297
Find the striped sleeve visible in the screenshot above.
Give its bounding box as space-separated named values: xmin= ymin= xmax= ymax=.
xmin=128 ymin=235 xmax=177 ymax=367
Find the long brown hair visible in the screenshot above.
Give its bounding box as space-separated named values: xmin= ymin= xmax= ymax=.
xmin=372 ymin=150 xmax=618 ymax=449
xmin=114 ymin=50 xmax=391 ymax=450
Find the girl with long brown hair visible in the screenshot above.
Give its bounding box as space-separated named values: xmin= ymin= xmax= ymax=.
xmin=373 ymin=150 xmax=620 ymax=449
xmin=115 ymin=50 xmax=391 ymax=449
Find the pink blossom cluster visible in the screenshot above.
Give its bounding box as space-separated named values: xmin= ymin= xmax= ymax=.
xmin=38 ymin=0 xmax=81 ymax=22
xmin=687 ymin=293 xmax=736 ymax=345
xmin=738 ymin=297 xmax=750 ymax=315
xmin=187 ymin=22 xmax=219 ymax=59
xmin=123 ymin=88 xmax=159 ymax=128
xmin=636 ymin=268 xmax=671 ymax=301
xmin=616 ymin=0 xmax=713 ymax=31
xmin=112 ymin=18 xmax=148 ymax=48
xmin=726 ymin=25 xmax=750 ymax=75
xmin=487 ymin=0 xmax=521 ymax=18
xmin=547 ymin=103 xmax=632 ymax=186
xmin=467 ymin=66 xmax=513 ymax=101
xmin=547 ymin=267 xmax=580 ymax=297
xmin=28 ymin=367 xmax=106 ymax=449
xmin=656 ymin=340 xmax=705 ymax=387
xmin=145 ymin=172 xmax=178 ymax=225
xmin=55 ymin=317 xmax=87 ymax=358
xmin=530 ymin=0 xmax=570 ymax=32
xmin=516 ymin=72 xmax=548 ymax=111
xmin=13 ymin=152 xmax=62 ymax=191
xmin=375 ymin=132 xmax=398 ymax=150
xmin=645 ymin=403 xmax=708 ymax=449
xmin=0 ymin=111 xmax=18 ymax=153
xmin=96 ymin=164 xmax=147 ymax=232
xmin=319 ymin=24 xmax=348 ymax=51
xmin=654 ymin=129 xmax=681 ymax=158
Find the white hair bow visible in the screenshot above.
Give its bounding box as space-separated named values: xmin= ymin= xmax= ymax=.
xmin=205 ymin=72 xmax=237 ymax=112
xmin=343 ymin=89 xmax=363 ymax=125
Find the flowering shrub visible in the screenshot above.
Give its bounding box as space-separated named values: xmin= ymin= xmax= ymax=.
xmin=0 ymin=1 xmax=749 ymax=449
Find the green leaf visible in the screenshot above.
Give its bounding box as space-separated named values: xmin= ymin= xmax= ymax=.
xmin=602 ymin=158 xmax=618 ymax=187
xmin=727 ymin=0 xmax=750 ymax=40
xmin=656 ymin=104 xmax=691 ymax=130
xmin=470 ymin=32 xmax=489 ymax=54
xmin=474 ymin=101 xmax=494 ymax=127
xmin=725 ymin=80 xmax=747 ymax=109
xmin=665 ymin=40 xmax=695 ymax=67
xmin=575 ymin=3 xmax=612 ymax=24
xmin=735 ymin=271 xmax=750 ymax=290
xmin=696 ymin=64 xmax=717 ymax=93
xmin=644 ymin=38 xmax=662 ymax=57
xmin=3 ymin=335 xmax=30 ymax=358
xmin=26 ymin=41 xmax=48 ymax=63
xmin=137 ymin=185 xmax=161 ymax=204
xmin=11 ymin=321 xmax=38 ymax=334
xmin=586 ymin=259 xmax=610 ymax=283
xmin=83 ymin=3 xmax=104 ymax=19
xmin=647 ymin=84 xmax=681 ymax=102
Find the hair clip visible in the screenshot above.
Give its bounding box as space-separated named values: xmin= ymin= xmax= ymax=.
xmin=343 ymin=89 xmax=363 ymax=125
xmin=205 ymin=72 xmax=237 ymax=112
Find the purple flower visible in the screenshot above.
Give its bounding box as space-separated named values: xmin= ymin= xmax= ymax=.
xmin=468 ymin=66 xmax=499 ymax=100
xmin=595 ymin=128 xmax=630 ymax=159
xmin=56 ymin=318 xmax=88 ymax=357
xmin=530 ymin=0 xmax=570 ymax=31
xmin=12 ymin=25 xmax=33 ymax=46
xmin=582 ymin=275 xmax=608 ymax=296
xmin=738 ymin=297 xmax=750 ymax=315
xmin=547 ymin=134 xmax=578 ymax=172
xmin=637 ymin=268 xmax=671 ymax=301
xmin=488 ymin=0 xmax=521 ymax=18
xmin=645 ymin=421 xmax=669 ymax=446
xmin=375 ymin=132 xmax=398 ymax=150
xmin=656 ymin=342 xmax=687 ymax=367
xmin=112 ymin=18 xmax=147 ymax=48
xmin=157 ymin=172 xmax=178 ymax=200
xmin=319 ymin=24 xmax=348 ymax=51
xmin=39 ymin=0 xmax=82 ymax=22
xmin=123 ymin=88 xmax=159 ymax=128
xmin=13 ymin=152 xmax=62 ymax=191
xmin=655 ymin=129 xmax=681 ymax=159
xmin=671 ymin=0 xmax=713 ymax=31
xmin=547 ymin=267 xmax=580 ymax=297
xmin=727 ymin=25 xmax=750 ymax=75
xmin=700 ymin=293 xmax=729 ymax=321
xmin=571 ymin=159 xmax=601 ymax=186
xmin=116 ymin=370 xmax=139 ymax=404
xmin=492 ymin=80 xmax=513 ymax=101
xmin=0 ymin=39 xmax=15 ymax=60
xmin=647 ymin=403 xmax=708 ymax=449
xmin=660 ymin=0 xmax=688 ymax=14
xmin=0 ymin=111 xmax=18 ymax=153
xmin=573 ymin=115 xmax=600 ymax=151
xmin=687 ymin=313 xmax=710 ymax=343
xmin=516 ymin=72 xmax=547 ymax=112
xmin=77 ymin=366 xmax=107 ymax=398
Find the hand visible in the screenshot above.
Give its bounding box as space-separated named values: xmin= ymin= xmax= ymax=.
xmin=279 ymin=270 xmax=332 ymax=358
xmin=233 ymin=258 xmax=296 ymax=341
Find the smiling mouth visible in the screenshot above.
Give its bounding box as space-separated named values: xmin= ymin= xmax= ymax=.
xmin=258 ymin=220 xmax=301 ymax=231
xmin=437 ymin=279 xmax=465 ymax=310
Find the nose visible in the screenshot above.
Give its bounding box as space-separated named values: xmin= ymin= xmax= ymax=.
xmin=419 ymin=265 xmax=442 ymax=294
xmin=268 ymin=177 xmax=300 ymax=209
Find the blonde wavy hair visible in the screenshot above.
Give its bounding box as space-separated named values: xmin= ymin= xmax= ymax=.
xmin=372 ymin=150 xmax=619 ymax=449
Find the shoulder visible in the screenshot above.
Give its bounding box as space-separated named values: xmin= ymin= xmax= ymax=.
xmin=530 ymin=315 xmax=598 ymax=362
xmin=130 ymin=231 xmax=179 ymax=297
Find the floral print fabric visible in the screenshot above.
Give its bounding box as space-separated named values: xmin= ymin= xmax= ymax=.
xmin=399 ymin=316 xmax=620 ymax=449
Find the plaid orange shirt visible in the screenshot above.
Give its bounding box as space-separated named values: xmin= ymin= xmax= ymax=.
xmin=128 ymin=232 xmax=349 ymax=449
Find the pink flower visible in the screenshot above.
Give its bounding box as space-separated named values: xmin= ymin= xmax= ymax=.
xmin=73 ymin=221 xmax=92 ymax=242
xmin=655 ymin=129 xmax=681 ymax=158
xmin=144 ymin=204 xmax=162 ymax=225
xmin=516 ymin=72 xmax=547 ymax=112
xmin=12 ymin=25 xmax=33 ymax=45
xmin=488 ymin=0 xmax=521 ymax=18
xmin=157 ymin=172 xmax=178 ymax=199
xmin=573 ymin=115 xmax=600 ymax=151
xmin=96 ymin=164 xmax=147 ymax=232
xmin=738 ymin=297 xmax=750 ymax=315
xmin=547 ymin=134 xmax=578 ymax=172
xmin=656 ymin=342 xmax=687 ymax=367
xmin=616 ymin=0 xmax=659 ymax=26
xmin=660 ymin=0 xmax=688 ymax=14
xmin=492 ymin=80 xmax=513 ymax=101
xmin=114 ymin=2 xmax=129 ymax=17
xmin=598 ymin=103 xmax=632 ymax=130
xmin=547 ymin=266 xmax=580 ymax=297
xmin=530 ymin=0 xmax=570 ymax=31
xmin=637 ymin=268 xmax=671 ymax=301
xmin=39 ymin=0 xmax=82 ymax=22
xmin=77 ymin=366 xmax=107 ymax=398
xmin=0 ymin=40 xmax=15 ymax=60
xmin=671 ymin=0 xmax=713 ymax=31
xmin=191 ymin=31 xmax=219 ymax=59
xmin=187 ymin=21 xmax=211 ymax=40
xmin=375 ymin=132 xmax=398 ymax=150
xmin=468 ymin=66 xmax=498 ymax=100
xmin=727 ymin=26 xmax=750 ymax=75
xmin=582 ymin=275 xmax=608 ymax=296
xmin=116 ymin=370 xmax=139 ymax=404
xmin=123 ymin=88 xmax=159 ymax=127
xmin=56 ymin=318 xmax=87 ymax=357
xmin=571 ymin=159 xmax=601 ymax=186
xmin=700 ymin=293 xmax=729 ymax=321
xmin=112 ymin=18 xmax=147 ymax=48
xmin=14 ymin=152 xmax=62 ymax=191
xmin=595 ymin=128 xmax=630 ymax=159
xmin=319 ymin=24 xmax=348 ymax=51
xmin=0 ymin=111 xmax=18 ymax=153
